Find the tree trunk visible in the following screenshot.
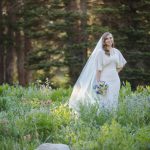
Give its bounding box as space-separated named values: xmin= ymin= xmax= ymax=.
xmin=15 ymin=0 xmax=32 ymax=86
xmin=16 ymin=30 xmax=26 ymax=85
xmin=16 ymin=24 xmax=32 ymax=86
xmin=5 ymin=1 xmax=15 ymax=84
xmin=24 ymin=33 xmax=32 ymax=85
xmin=0 ymin=1 xmax=4 ymax=84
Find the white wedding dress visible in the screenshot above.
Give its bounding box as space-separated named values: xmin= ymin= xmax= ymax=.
xmin=69 ymin=36 xmax=127 ymax=112
xmin=96 ymin=48 xmax=127 ymax=110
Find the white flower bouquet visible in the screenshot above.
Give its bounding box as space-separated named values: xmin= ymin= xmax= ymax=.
xmin=93 ymin=81 xmax=108 ymax=96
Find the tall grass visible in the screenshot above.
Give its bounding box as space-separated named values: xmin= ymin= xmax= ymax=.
xmin=0 ymin=82 xmax=149 ymax=150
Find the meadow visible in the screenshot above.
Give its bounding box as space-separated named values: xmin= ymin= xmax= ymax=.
xmin=0 ymin=82 xmax=150 ymax=150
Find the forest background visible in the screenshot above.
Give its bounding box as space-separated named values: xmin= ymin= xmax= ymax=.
xmin=0 ymin=0 xmax=150 ymax=88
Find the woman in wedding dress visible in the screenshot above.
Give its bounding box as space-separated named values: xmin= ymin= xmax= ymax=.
xmin=69 ymin=32 xmax=127 ymax=112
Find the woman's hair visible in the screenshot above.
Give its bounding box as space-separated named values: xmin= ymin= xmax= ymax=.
xmin=102 ymin=32 xmax=114 ymax=55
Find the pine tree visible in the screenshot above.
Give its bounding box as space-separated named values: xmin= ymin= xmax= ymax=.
xmin=93 ymin=0 xmax=150 ymax=87
xmin=1 ymin=0 xmax=149 ymax=87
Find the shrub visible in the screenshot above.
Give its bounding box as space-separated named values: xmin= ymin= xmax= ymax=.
xmin=0 ymin=83 xmax=149 ymax=150
xmin=117 ymin=92 xmax=150 ymax=127
xmin=97 ymin=120 xmax=136 ymax=150
xmin=0 ymin=97 xmax=7 ymax=111
xmin=50 ymin=88 xmax=72 ymax=102
xmin=15 ymin=110 xmax=54 ymax=142
xmin=52 ymin=104 xmax=71 ymax=129
xmin=135 ymin=125 xmax=150 ymax=149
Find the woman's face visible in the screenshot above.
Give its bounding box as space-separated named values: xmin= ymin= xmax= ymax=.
xmin=104 ymin=34 xmax=113 ymax=47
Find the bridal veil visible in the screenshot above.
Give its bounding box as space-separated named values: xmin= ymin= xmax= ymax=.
xmin=69 ymin=36 xmax=103 ymax=111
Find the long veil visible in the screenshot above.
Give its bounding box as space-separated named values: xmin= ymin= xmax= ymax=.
xmin=69 ymin=36 xmax=103 ymax=111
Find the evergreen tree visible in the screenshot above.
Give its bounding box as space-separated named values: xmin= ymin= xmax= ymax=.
xmin=26 ymin=0 xmax=68 ymax=86
xmin=0 ymin=0 xmax=149 ymax=87
xmin=93 ymin=0 xmax=150 ymax=87
xmin=64 ymin=0 xmax=88 ymax=84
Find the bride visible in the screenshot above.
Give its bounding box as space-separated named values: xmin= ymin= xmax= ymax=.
xmin=69 ymin=32 xmax=127 ymax=112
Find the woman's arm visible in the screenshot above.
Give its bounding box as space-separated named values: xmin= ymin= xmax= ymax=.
xmin=96 ymin=70 xmax=101 ymax=82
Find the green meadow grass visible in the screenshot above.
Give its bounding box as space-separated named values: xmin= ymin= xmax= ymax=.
xmin=0 ymin=82 xmax=150 ymax=150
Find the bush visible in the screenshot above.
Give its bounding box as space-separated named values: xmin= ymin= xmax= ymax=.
xmin=117 ymin=92 xmax=150 ymax=127
xmin=50 ymin=88 xmax=72 ymax=102
xmin=0 ymin=97 xmax=7 ymax=111
xmin=15 ymin=110 xmax=54 ymax=142
xmin=97 ymin=120 xmax=136 ymax=150
xmin=0 ymin=83 xmax=149 ymax=150
xmin=79 ymin=102 xmax=114 ymax=126
xmin=135 ymin=125 xmax=150 ymax=149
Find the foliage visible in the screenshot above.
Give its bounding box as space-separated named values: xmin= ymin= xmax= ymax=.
xmin=0 ymin=83 xmax=150 ymax=150
xmin=97 ymin=120 xmax=136 ymax=150
xmin=135 ymin=125 xmax=150 ymax=149
xmin=0 ymin=97 xmax=7 ymax=111
xmin=15 ymin=110 xmax=54 ymax=142
xmin=94 ymin=0 xmax=150 ymax=88
xmin=0 ymin=0 xmax=150 ymax=87
xmin=50 ymin=87 xmax=72 ymax=102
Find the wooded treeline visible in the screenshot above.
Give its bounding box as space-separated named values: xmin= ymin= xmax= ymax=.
xmin=0 ymin=0 xmax=150 ymax=88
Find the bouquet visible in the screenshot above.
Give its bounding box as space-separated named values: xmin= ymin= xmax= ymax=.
xmin=93 ymin=81 xmax=108 ymax=96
